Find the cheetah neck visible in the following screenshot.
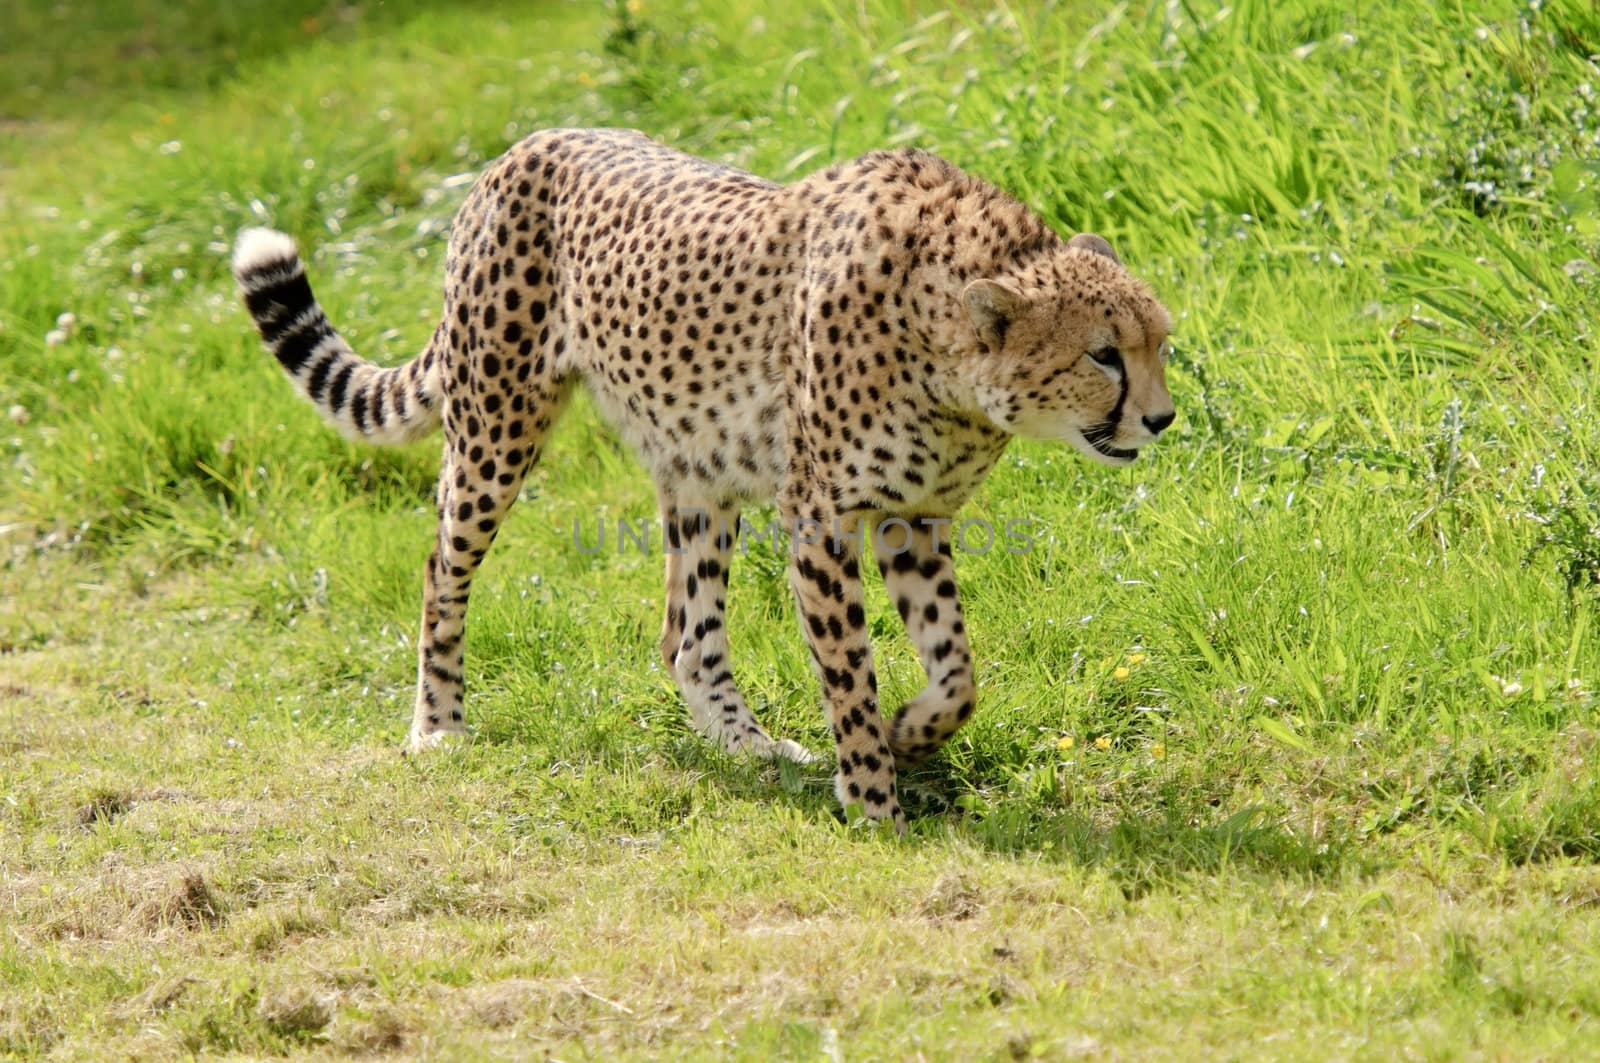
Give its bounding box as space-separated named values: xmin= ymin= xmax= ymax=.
xmin=899 ymin=193 xmax=1060 ymax=435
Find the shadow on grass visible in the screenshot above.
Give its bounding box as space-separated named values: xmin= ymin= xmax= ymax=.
xmin=477 ymin=705 xmax=1358 ymax=892
xmin=456 ymin=658 xmax=1600 ymax=886
xmin=460 ymin=694 xmax=1600 ymax=894
xmin=938 ymin=802 xmax=1351 ymax=896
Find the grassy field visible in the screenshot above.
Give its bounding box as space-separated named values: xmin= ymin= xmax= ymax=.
xmin=4 ymin=0 xmax=1600 ymax=1056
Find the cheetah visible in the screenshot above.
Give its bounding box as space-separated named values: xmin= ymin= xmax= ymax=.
xmin=233 ymin=127 xmax=1175 ymax=831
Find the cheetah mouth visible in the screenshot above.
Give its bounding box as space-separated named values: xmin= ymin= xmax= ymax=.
xmin=1078 ymin=426 xmax=1139 ymax=463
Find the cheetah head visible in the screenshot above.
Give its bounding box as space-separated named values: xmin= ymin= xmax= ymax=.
xmin=962 ymin=233 xmax=1175 ymax=467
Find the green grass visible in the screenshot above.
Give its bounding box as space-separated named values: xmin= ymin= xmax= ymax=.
xmin=4 ymin=0 xmax=1600 ymax=1056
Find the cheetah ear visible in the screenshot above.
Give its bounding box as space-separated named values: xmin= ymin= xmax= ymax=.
xmin=963 ymin=279 xmax=1029 ymax=350
xmin=1068 ymin=232 xmax=1121 ymax=265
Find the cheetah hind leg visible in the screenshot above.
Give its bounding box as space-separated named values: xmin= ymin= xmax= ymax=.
xmin=407 ymin=362 xmax=572 ymax=754
xmin=408 ymin=440 xmax=535 ymax=754
xmin=658 ymin=499 xmax=815 ymax=764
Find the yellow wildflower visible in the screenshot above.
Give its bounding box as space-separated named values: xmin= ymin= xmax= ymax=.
xmin=1150 ymin=742 xmax=1166 ymax=759
xmin=1112 ymin=666 xmax=1131 ymax=680
xmin=1056 ymin=735 xmax=1075 ymax=751
xmin=1127 ymin=652 xmax=1147 ymax=665
xmin=1094 ymin=735 xmax=1112 ymax=750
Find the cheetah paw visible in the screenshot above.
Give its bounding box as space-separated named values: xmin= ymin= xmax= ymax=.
xmin=719 ymin=730 xmax=818 ymax=765
xmin=406 ymin=728 xmax=466 ymax=756
xmin=769 ymin=738 xmax=819 ymax=765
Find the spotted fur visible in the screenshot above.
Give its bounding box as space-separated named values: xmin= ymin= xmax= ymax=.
xmin=233 ymin=127 xmax=1175 ymax=831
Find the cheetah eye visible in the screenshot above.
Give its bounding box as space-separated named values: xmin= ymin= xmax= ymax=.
xmin=1088 ymin=346 xmax=1123 ymax=370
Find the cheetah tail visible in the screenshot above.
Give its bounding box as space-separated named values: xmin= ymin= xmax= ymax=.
xmin=231 ymin=228 xmax=443 ymax=446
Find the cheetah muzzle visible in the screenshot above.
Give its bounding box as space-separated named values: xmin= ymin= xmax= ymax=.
xmin=233 ymin=127 xmax=1176 ymax=833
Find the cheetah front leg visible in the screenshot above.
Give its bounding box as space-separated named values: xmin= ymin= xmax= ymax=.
xmin=786 ymin=510 xmax=905 ymax=831
xmin=873 ymin=518 xmax=977 ymax=764
xmin=660 ymin=498 xmax=812 ymax=763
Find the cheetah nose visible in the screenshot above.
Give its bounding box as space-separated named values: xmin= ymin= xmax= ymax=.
xmin=1142 ymin=410 xmax=1176 ymax=435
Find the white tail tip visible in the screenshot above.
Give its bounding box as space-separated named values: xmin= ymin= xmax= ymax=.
xmin=232 ymin=227 xmax=299 ymax=278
